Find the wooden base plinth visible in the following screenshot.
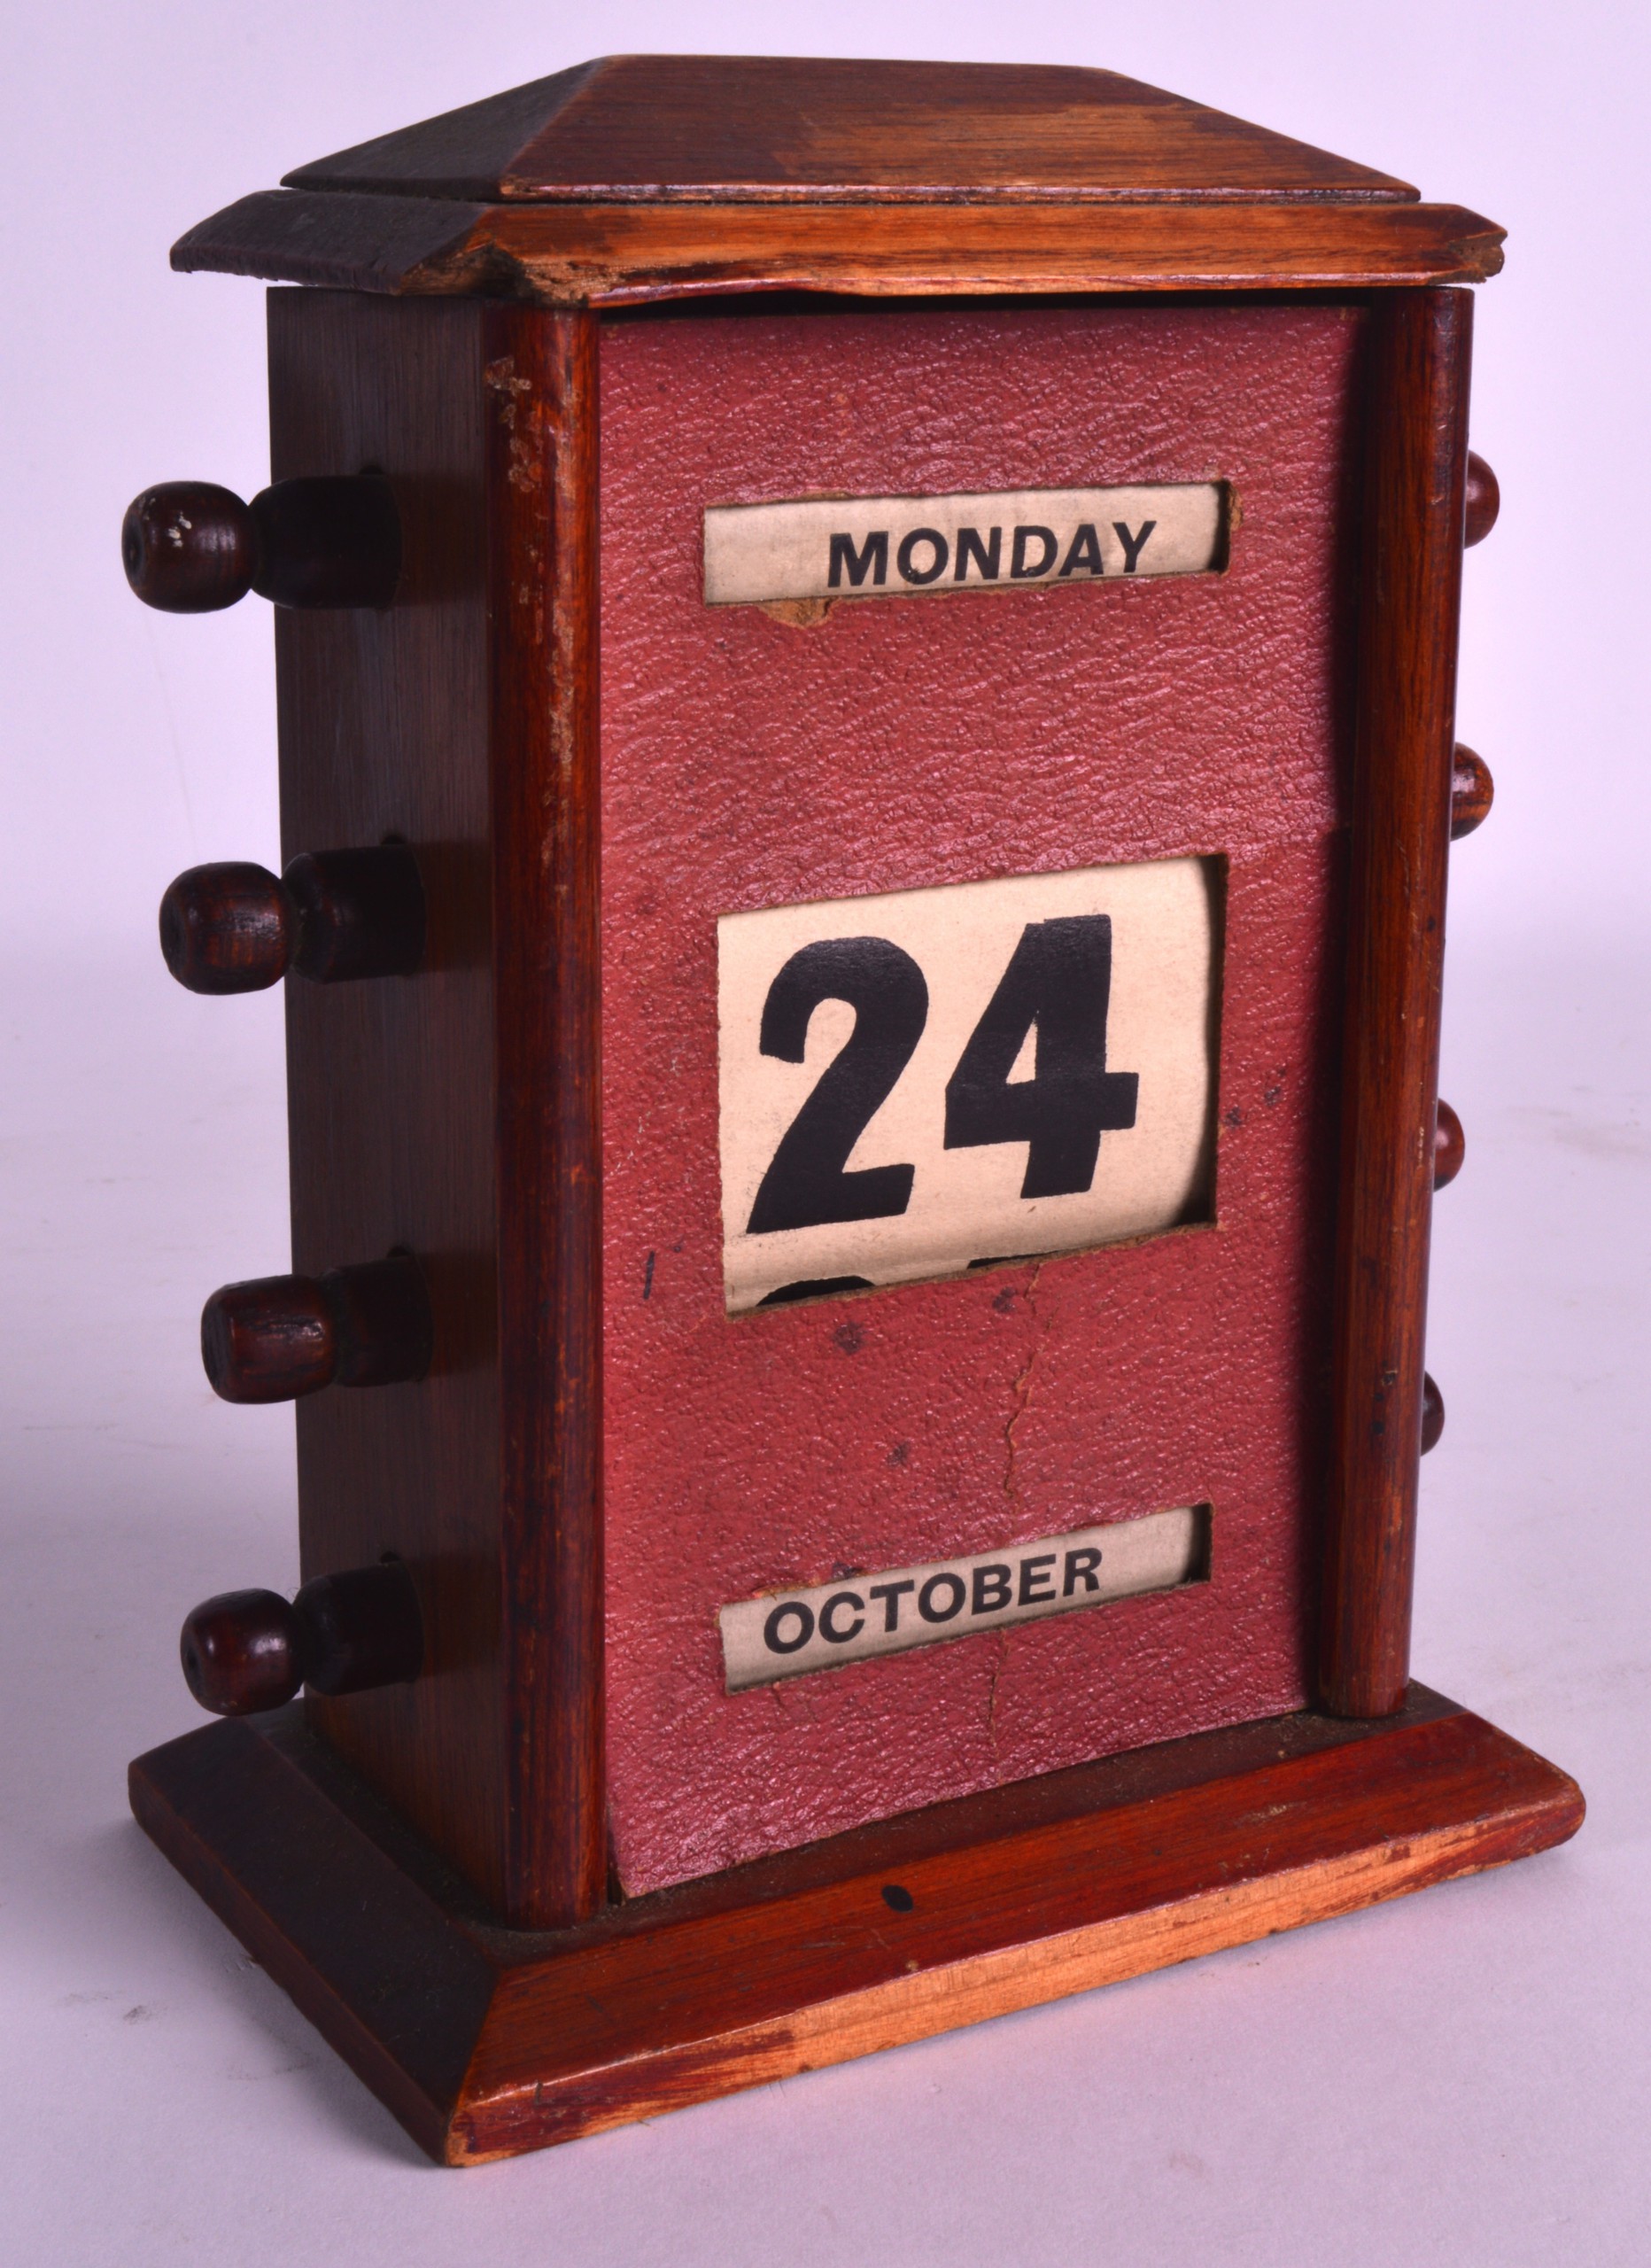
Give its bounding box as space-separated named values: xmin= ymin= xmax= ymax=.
xmin=129 ymin=1689 xmax=1581 ymax=2165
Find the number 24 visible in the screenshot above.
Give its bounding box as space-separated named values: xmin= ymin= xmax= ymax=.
xmin=746 ymin=917 xmax=1140 ymax=1236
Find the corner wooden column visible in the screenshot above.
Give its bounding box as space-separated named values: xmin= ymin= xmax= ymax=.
xmin=484 ymin=305 xmax=606 ymax=1926
xmin=1322 ymin=288 xmax=1471 ymax=1717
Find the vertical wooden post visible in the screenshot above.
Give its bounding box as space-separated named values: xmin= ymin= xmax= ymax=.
xmin=1320 ymin=288 xmax=1472 ymax=1718
xmin=485 ymin=305 xmax=606 ymax=1925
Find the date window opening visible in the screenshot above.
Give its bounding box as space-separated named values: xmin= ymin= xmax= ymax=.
xmin=717 ymin=855 xmax=1223 ymax=1314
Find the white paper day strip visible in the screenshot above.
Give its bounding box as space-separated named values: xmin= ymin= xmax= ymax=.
xmin=704 ymin=483 xmax=1226 ymax=605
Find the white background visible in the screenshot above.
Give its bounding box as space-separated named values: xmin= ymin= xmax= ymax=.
xmin=4 ymin=3 xmax=1647 ymax=2260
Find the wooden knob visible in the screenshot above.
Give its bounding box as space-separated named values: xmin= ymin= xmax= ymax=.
xmin=1434 ymin=1099 xmax=1465 ymax=1190
xmin=181 ymin=1562 xmax=423 ymax=1716
xmin=1464 ymin=452 xmax=1500 ymax=547
xmin=123 ymin=475 xmax=401 ymax=612
xmin=181 ymin=1588 xmax=301 ymax=1713
xmin=1450 ymin=745 xmax=1494 ymax=840
xmin=159 ymin=863 xmax=292 ymax=992
xmin=1421 ymin=1372 xmax=1446 ymax=1454
xmin=122 ymin=483 xmax=256 ymax=613
xmin=159 ymin=845 xmax=425 ymax=995
xmin=202 ymin=1274 xmax=334 ymax=1402
xmin=201 ymin=1255 xmax=433 ymax=1404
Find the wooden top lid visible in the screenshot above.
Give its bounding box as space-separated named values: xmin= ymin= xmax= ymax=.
xmin=172 ymin=55 xmax=1503 ymax=304
xmin=281 ymin=55 xmax=1413 ymax=206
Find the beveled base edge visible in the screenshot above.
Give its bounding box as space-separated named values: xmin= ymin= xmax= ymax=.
xmin=129 ymin=1687 xmax=1582 ymax=2165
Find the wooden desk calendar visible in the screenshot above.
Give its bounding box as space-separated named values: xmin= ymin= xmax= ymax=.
xmin=123 ymin=57 xmax=1581 ymax=2163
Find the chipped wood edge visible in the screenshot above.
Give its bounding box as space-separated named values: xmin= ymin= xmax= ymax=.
xmin=172 ymin=191 xmax=1507 ymax=305
xmin=418 ymin=214 xmax=1507 ymax=307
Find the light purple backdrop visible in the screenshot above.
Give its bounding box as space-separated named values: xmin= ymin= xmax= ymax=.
xmin=3 ymin=4 xmax=1647 ymax=2261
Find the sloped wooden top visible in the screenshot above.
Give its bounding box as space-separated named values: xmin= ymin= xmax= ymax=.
xmin=171 ymin=56 xmax=1504 ymax=303
xmin=282 ymin=55 xmax=1415 ymax=206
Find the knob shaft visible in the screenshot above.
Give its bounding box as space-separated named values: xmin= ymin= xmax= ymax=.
xmin=299 ymin=1563 xmax=425 ymax=1696
xmin=1421 ymin=1372 xmax=1446 ymax=1455
xmin=1434 ymin=1099 xmax=1466 ymax=1190
xmin=1450 ymin=745 xmax=1494 ymax=841
xmin=1463 ymin=453 xmax=1500 ymax=547
xmin=181 ymin=1561 xmax=423 ymax=1716
xmin=123 ymin=476 xmax=401 ymax=612
xmin=251 ymin=477 xmax=402 ymax=609
xmin=159 ymin=845 xmax=425 ymax=995
xmin=201 ymin=1255 xmax=433 ymax=1404
xmin=283 ymin=846 xmax=427 ymax=983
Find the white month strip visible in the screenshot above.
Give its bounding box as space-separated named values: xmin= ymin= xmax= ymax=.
xmin=703 ymin=484 xmax=1226 ymax=606
xmin=720 ymin=1504 xmax=1209 ymax=1690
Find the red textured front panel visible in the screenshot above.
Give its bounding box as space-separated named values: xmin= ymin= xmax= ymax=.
xmin=598 ymin=300 xmax=1361 ymax=1893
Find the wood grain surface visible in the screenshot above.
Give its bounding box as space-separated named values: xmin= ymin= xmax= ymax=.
xmin=282 ymin=57 xmax=1415 ymax=205
xmin=129 ymin=1688 xmax=1583 ymax=2165
xmin=173 ymin=55 xmax=1512 ymax=304
xmin=1321 ymin=290 xmax=1471 ymax=1717
xmin=267 ymin=291 xmax=606 ymax=1929
xmin=483 ymin=302 xmax=607 ymax=1929
xmin=269 ymin=291 xmax=512 ymax=1904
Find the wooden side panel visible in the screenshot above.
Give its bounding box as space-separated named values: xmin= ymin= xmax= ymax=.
xmin=1322 ymin=290 xmax=1471 ymax=1715
xmin=484 ymin=305 xmax=606 ymax=1928
xmin=269 ymin=292 xmax=509 ymax=1905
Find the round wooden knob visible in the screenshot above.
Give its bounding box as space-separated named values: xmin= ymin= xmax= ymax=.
xmin=122 ymin=475 xmax=401 ymax=613
xmin=1421 ymin=1372 xmax=1446 ymax=1454
xmin=181 ymin=1588 xmax=303 ymax=1713
xmin=159 ymin=846 xmax=425 ymax=995
xmin=180 ymin=1562 xmax=423 ymax=1716
xmin=1464 ymin=452 xmax=1500 ymax=547
xmin=122 ymin=483 xmax=256 ymax=613
xmin=159 ymin=862 xmax=292 ymax=993
xmin=1434 ymin=1099 xmax=1465 ymax=1190
xmin=1450 ymin=745 xmax=1494 ymax=841
xmin=202 ymin=1274 xmax=334 ymax=1403
xmin=201 ymin=1255 xmax=433 ymax=1404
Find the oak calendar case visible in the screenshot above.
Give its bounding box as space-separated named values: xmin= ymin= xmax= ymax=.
xmin=122 ymin=56 xmax=1581 ymax=2163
